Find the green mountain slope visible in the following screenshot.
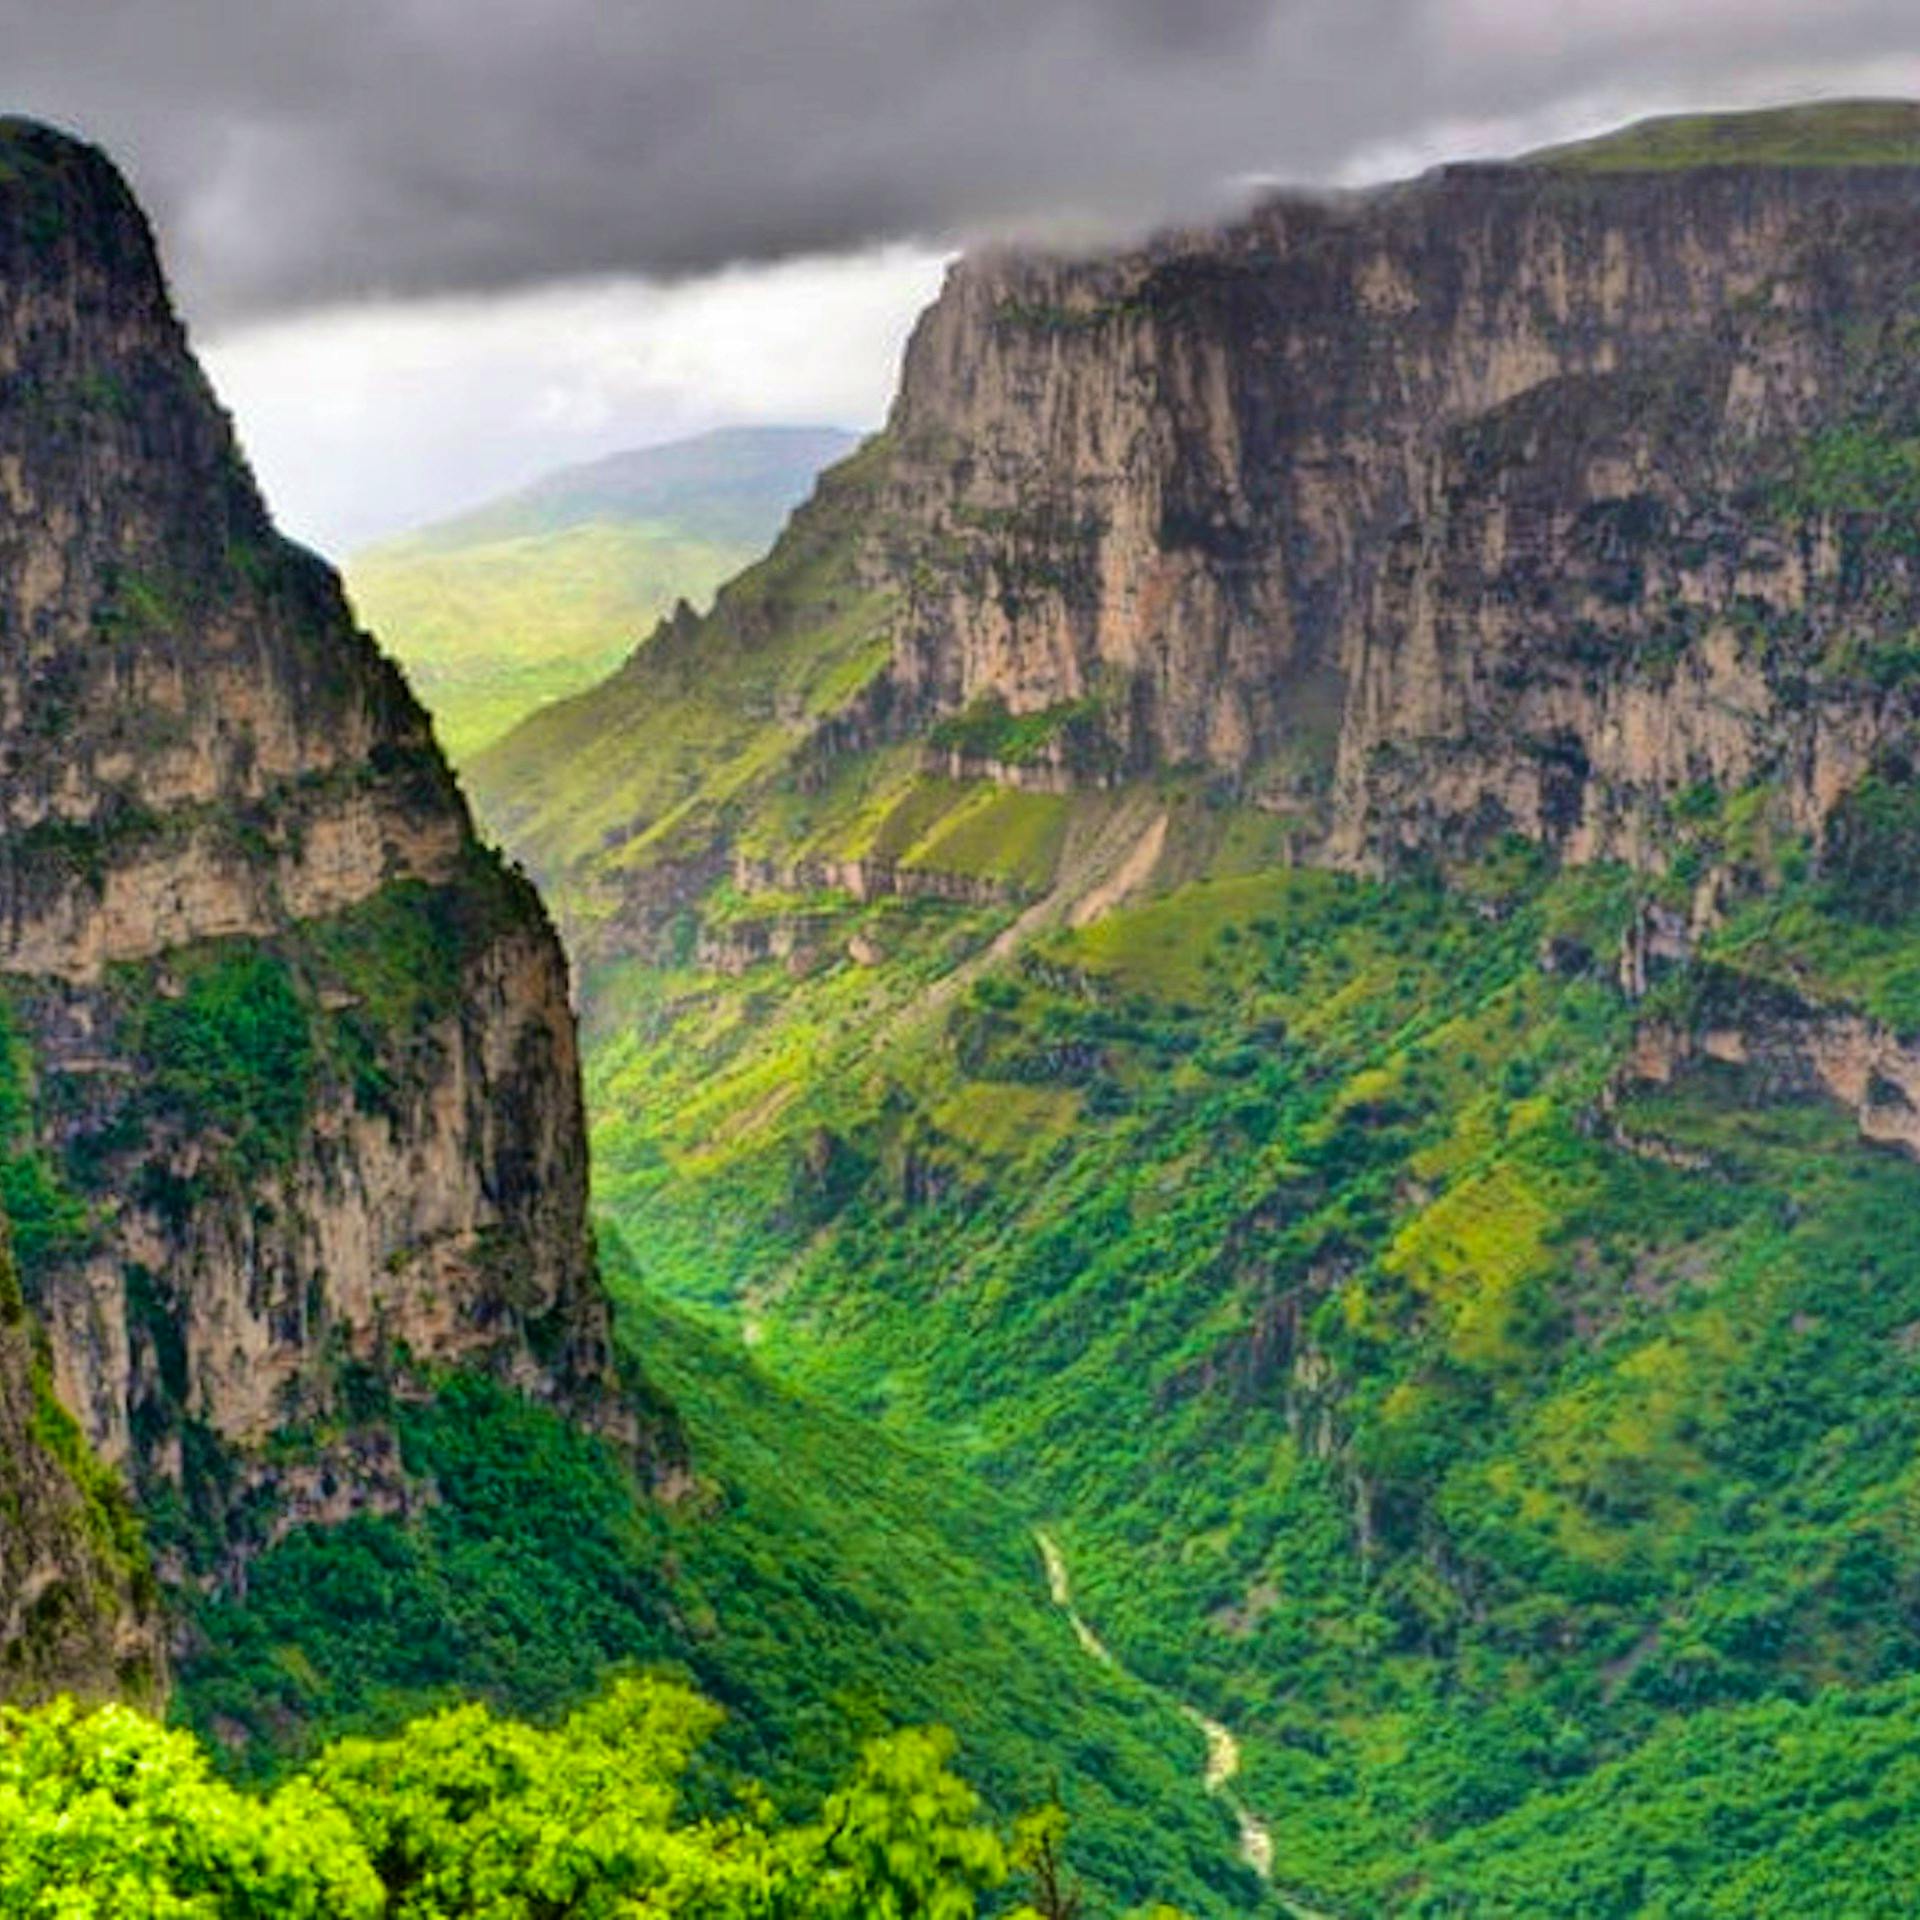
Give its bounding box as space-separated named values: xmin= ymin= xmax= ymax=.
xmin=478 ymin=621 xmax=1920 ymax=1910
xmin=468 ymin=434 xmax=896 ymax=882
xmin=346 ymin=426 xmax=856 ymax=761
xmin=548 ymin=820 xmax=1920 ymax=1914
xmin=1532 ymin=97 xmax=1920 ymax=171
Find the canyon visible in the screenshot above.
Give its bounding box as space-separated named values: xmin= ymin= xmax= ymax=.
xmin=459 ymin=104 xmax=1920 ymax=1913
xmin=12 ymin=92 xmax=1920 ymax=1914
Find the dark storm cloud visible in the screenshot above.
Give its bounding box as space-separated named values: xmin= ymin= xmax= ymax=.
xmin=1 ymin=0 xmax=1916 ymax=321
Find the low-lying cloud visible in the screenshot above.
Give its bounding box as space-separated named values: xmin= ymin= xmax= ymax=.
xmin=9 ymin=1 xmax=1920 ymax=325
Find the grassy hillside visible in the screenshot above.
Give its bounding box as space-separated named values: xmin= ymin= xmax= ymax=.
xmin=348 ymin=520 xmax=757 ymax=762
xmin=468 ymin=433 xmax=897 ymax=885
xmin=1530 ymin=99 xmax=1920 ymax=172
xmin=541 ymin=771 xmax=1920 ymax=1912
xmin=346 ymin=426 xmax=855 ymax=762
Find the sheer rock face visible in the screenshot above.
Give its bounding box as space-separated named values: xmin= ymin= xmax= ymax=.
xmin=1329 ymin=201 xmax=1920 ymax=873
xmin=0 ymin=1215 xmax=161 ymax=1705
xmin=1624 ymin=994 xmax=1920 ymax=1163
xmin=0 ymin=122 xmax=617 ymax=1621
xmin=877 ymin=163 xmax=1920 ymax=857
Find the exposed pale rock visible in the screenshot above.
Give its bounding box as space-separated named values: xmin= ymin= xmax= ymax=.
xmin=872 ymin=162 xmax=1920 ymax=867
xmin=0 ymin=1214 xmax=161 ymax=1704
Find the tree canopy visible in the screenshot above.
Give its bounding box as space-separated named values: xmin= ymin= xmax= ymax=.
xmin=0 ymin=1679 xmax=1162 ymax=1919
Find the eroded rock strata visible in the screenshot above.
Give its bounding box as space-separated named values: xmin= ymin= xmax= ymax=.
xmin=880 ymin=164 xmax=1920 ymax=848
xmin=473 ymin=120 xmax=1920 ymax=1188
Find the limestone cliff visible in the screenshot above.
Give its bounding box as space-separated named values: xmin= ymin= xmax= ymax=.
xmin=1329 ymin=202 xmax=1920 ymax=872
xmin=0 ymin=121 xmax=619 ymax=1679
xmin=879 ymin=157 xmax=1920 ymax=842
xmin=480 ymin=110 xmax=1920 ymax=920
xmin=847 ymin=132 xmax=1920 ymax=1160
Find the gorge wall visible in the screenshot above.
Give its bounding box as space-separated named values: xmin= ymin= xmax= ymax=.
xmin=466 ymin=110 xmax=1920 ymax=1194
xmin=0 ymin=1211 xmax=158 ymax=1703
xmin=875 ymin=158 xmax=1920 ymax=861
xmin=0 ymin=122 xmax=619 ymax=1691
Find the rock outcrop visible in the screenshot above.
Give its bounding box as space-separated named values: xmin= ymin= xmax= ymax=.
xmin=0 ymin=120 xmax=619 ymax=1681
xmin=464 ymin=106 xmax=1920 ymax=1204
xmin=0 ymin=1209 xmax=160 ymax=1704
xmin=487 ymin=119 xmax=1920 ymax=916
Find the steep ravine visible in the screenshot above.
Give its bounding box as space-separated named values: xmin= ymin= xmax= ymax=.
xmin=450 ymin=100 xmax=1920 ymax=1916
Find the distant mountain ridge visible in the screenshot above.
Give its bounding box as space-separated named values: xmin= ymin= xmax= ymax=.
xmin=1528 ymin=96 xmax=1920 ymax=171
xmin=348 ymin=425 xmax=857 ymax=760
xmin=409 ymin=424 xmax=861 ymax=550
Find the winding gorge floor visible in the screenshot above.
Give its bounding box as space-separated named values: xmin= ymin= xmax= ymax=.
xmin=1035 ymin=1530 xmax=1317 ymax=1907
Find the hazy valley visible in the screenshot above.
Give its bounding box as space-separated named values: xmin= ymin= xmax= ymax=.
xmin=346 ymin=426 xmax=856 ymax=762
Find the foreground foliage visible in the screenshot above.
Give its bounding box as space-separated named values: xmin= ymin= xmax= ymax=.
xmin=2 ymin=1679 xmax=1137 ymax=1917
xmin=173 ymin=1325 xmax=1245 ymax=1915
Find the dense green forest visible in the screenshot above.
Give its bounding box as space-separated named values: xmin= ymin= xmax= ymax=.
xmin=171 ymin=1277 xmax=1250 ymax=1914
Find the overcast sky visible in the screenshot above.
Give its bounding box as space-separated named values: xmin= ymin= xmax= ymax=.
xmin=9 ymin=1 xmax=1920 ymax=551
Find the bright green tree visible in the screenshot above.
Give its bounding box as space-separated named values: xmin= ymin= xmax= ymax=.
xmin=776 ymin=1725 xmax=1015 ymax=1918
xmin=0 ymin=1696 xmax=381 ymax=1919
xmin=0 ymin=1681 xmax=1102 ymax=1918
xmin=309 ymin=1677 xmax=779 ymax=1917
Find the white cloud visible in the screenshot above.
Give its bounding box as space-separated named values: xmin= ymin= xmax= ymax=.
xmin=198 ymin=245 xmax=947 ymax=557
